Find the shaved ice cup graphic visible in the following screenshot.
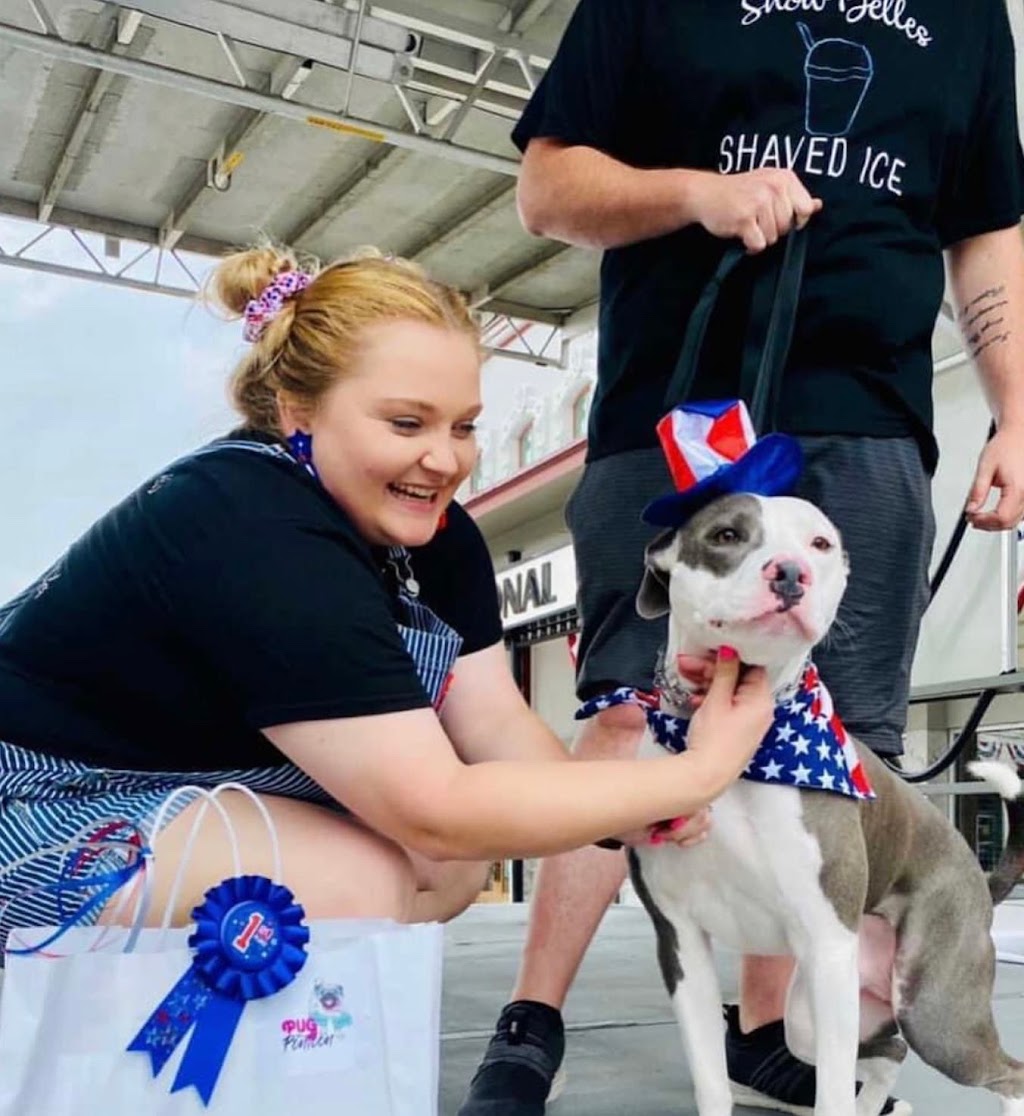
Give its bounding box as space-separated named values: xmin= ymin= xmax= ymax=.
xmin=799 ymin=22 xmax=874 ymax=138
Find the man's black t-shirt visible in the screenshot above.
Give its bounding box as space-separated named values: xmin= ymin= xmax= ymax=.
xmin=0 ymin=436 xmax=502 ymax=771
xmin=513 ymin=0 xmax=1024 ymax=472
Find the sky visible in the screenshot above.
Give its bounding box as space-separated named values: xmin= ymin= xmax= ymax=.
xmin=0 ymin=215 xmax=555 ymax=601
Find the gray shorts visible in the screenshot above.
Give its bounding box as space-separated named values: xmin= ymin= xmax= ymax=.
xmin=564 ymin=436 xmax=935 ymax=756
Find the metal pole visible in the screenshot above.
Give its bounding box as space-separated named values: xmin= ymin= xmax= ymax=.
xmin=0 ymin=21 xmax=520 ymax=178
xmin=0 ymin=252 xmax=197 ymax=300
xmin=482 ymin=346 xmax=564 ymax=370
xmin=341 ymin=0 xmax=370 ymax=117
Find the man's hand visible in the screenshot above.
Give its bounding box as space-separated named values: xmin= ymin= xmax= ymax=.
xmin=965 ymin=425 xmax=1024 ymax=530
xmin=688 ymin=168 xmax=823 ymax=254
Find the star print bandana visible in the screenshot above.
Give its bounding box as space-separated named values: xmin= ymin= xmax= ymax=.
xmin=243 ymin=269 xmax=313 ymax=342
xmin=576 ymin=663 xmax=875 ymax=800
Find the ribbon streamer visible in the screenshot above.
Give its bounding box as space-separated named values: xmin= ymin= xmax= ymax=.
xmin=127 ymin=874 xmax=309 ymax=1105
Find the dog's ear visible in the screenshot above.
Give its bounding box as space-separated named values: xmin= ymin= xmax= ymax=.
xmin=636 ymin=529 xmax=679 ymax=619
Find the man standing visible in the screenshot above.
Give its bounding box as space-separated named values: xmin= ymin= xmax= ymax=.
xmin=458 ymin=2 xmax=1024 ymax=1114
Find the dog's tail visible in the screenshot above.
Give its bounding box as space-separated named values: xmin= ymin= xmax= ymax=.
xmin=966 ymin=760 xmax=1024 ymax=905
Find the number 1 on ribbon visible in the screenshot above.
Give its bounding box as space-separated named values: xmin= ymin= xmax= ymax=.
xmin=232 ymin=913 xmax=264 ymax=954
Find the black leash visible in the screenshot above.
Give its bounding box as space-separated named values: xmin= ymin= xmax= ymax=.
xmin=663 ymin=228 xmax=808 ymax=428
xmin=882 ymin=420 xmax=1002 ymax=784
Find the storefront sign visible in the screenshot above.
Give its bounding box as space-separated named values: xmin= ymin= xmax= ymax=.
xmin=975 ymin=726 xmax=1024 ymax=765
xmin=496 ymin=545 xmax=576 ymax=630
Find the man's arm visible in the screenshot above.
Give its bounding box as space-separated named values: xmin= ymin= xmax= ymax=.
xmin=517 ymin=138 xmax=822 ymax=254
xmin=948 ymin=224 xmax=1024 ymax=530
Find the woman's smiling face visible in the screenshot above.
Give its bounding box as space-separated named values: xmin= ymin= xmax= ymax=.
xmin=283 ymin=319 xmax=482 ymax=547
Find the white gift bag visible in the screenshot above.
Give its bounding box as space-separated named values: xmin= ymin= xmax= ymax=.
xmin=0 ymin=783 xmax=444 ymax=1116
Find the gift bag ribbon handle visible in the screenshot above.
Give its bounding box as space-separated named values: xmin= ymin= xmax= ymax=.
xmin=662 ymin=226 xmax=808 ymax=433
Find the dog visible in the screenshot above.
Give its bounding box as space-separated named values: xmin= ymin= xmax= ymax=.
xmin=309 ymin=981 xmax=353 ymax=1035
xmin=628 ymin=490 xmax=1024 ymax=1116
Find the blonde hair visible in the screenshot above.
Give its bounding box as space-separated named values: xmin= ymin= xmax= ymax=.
xmin=205 ymin=244 xmax=480 ymax=434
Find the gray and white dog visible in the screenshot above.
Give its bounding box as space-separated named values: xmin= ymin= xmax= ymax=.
xmin=629 ymin=490 xmax=1024 ymax=1116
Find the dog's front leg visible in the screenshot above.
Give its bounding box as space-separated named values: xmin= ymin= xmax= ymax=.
xmin=668 ymin=915 xmax=733 ymax=1116
xmin=802 ymin=928 xmax=861 ymax=1116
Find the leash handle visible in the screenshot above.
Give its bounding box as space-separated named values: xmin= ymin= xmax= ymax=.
xmin=662 ymin=227 xmax=808 ymax=433
xmin=741 ymin=228 xmax=808 ymax=432
xmin=662 ymin=243 xmax=746 ymax=415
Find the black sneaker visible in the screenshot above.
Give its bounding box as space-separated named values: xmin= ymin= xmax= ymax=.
xmin=724 ymin=1005 xmax=912 ymax=1115
xmin=456 ymin=1000 xmax=565 ymax=1116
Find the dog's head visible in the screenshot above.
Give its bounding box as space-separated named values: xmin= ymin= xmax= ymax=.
xmin=638 ymin=493 xmax=848 ymax=673
xmin=311 ymin=981 xmax=346 ymax=1017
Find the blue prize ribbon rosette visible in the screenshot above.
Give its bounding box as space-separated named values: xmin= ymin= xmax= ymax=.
xmin=127 ymin=874 xmax=309 ymax=1105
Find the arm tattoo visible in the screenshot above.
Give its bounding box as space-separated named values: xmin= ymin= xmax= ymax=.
xmin=960 ymin=284 xmax=1011 ymax=360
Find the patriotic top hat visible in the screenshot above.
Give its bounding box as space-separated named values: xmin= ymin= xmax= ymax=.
xmin=642 ymin=400 xmax=804 ymax=527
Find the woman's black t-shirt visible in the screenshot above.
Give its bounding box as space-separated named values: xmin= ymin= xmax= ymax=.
xmin=0 ymin=435 xmax=502 ymax=771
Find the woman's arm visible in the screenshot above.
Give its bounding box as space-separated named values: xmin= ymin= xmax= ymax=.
xmin=264 ymin=651 xmax=769 ymax=862
xmin=438 ymin=642 xmax=570 ymax=765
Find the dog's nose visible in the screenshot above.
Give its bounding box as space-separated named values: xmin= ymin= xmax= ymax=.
xmin=763 ymin=557 xmax=810 ymax=610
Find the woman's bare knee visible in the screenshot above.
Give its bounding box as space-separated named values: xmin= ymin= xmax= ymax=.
xmin=406 ymin=853 xmax=490 ymax=922
xmin=428 ymin=860 xmax=490 ymax=922
xmin=117 ymin=792 xmax=420 ymax=927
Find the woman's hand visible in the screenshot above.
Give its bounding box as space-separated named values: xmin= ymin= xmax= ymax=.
xmin=648 ymin=807 xmax=713 ymax=847
xmin=615 ymin=649 xmax=770 ymax=848
xmin=684 ymin=647 xmax=773 ymax=788
xmin=613 ymin=806 xmax=713 ymax=850
xmin=673 ymin=650 xmax=715 ymax=708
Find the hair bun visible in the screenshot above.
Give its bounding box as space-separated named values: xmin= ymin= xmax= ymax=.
xmin=206 ymin=244 xmax=300 ymax=318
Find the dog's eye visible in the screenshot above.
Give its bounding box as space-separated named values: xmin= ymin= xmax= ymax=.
xmin=811 ymin=536 xmax=834 ymax=552
xmin=710 ymin=527 xmax=741 ymax=545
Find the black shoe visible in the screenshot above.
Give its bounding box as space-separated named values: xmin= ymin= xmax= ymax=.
xmin=456 ymin=1000 xmax=565 ymax=1116
xmin=724 ymin=1005 xmax=912 ymax=1115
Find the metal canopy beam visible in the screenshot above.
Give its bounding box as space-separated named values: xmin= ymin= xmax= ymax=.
xmin=0 ymin=194 xmax=225 ymax=257
xmin=160 ymin=55 xmax=312 ymax=249
xmin=472 ymin=242 xmax=572 ymax=308
xmin=0 ymin=21 xmax=521 ymax=177
xmin=0 ymin=3 xmax=579 ymax=329
xmin=438 ymin=47 xmax=507 ymax=142
xmin=126 ymin=0 xmax=414 ymax=73
xmin=405 ymin=69 xmax=525 ymax=118
xmin=0 ymin=240 xmax=560 ymax=375
xmin=408 ymin=181 xmax=516 ymax=260
xmin=37 ymin=5 xmax=127 ymax=223
xmin=484 ymin=298 xmax=566 ymax=327
xmin=128 ymin=0 xmax=544 ymax=101
xmin=288 ymin=146 xmax=416 ymax=246
xmin=287 ymin=0 xmax=540 ymax=248
xmin=0 ymin=251 xmax=197 ymax=299
xmin=0 ymin=191 xmax=575 ymax=320
xmin=368 ymin=0 xmax=552 ymax=60
xmin=0 ymin=198 xmax=575 ymax=327
xmin=0 ymin=223 xmax=571 ymax=352
xmin=506 ymin=0 xmax=560 ymax=33
xmin=412 ymin=36 xmax=533 ymax=96
xmin=481 ymin=344 xmax=562 ymax=369
xmin=0 ymin=221 xmax=201 ymax=299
